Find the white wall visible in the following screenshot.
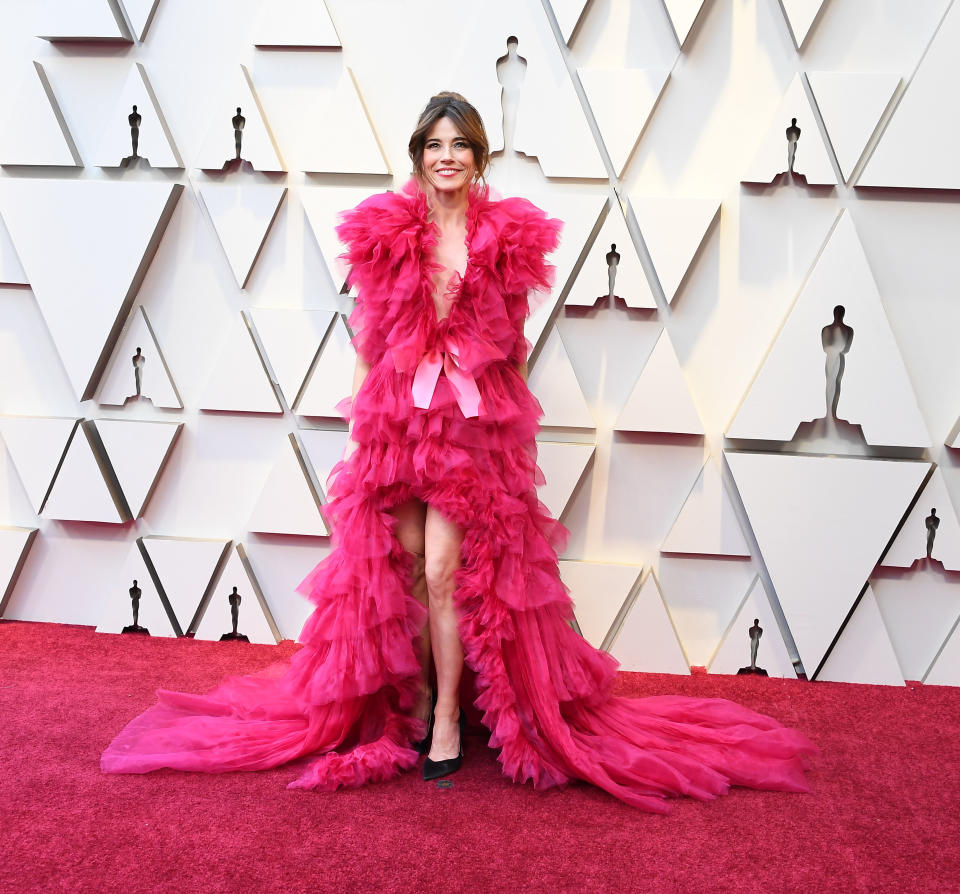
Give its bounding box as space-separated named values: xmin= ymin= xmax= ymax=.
xmin=1 ymin=0 xmax=959 ymax=685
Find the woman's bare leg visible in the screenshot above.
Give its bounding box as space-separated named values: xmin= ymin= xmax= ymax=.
xmin=387 ymin=498 xmax=430 ymax=720
xmin=424 ymin=504 xmax=465 ymax=761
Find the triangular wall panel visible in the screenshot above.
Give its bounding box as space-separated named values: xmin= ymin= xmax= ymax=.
xmin=249 ymin=308 xmax=335 ymax=408
xmin=615 ymin=330 xmax=702 ymax=435
xmin=0 ymin=213 xmax=28 ymax=285
xmin=779 ymin=0 xmax=827 ymax=48
xmin=247 ymin=434 xmax=329 ymax=537
xmin=36 ymin=0 xmax=131 ymax=41
xmin=253 ymin=0 xmax=340 ymax=47
xmin=92 ymin=63 xmax=181 ymax=168
xmin=298 ymin=428 xmax=350 ymax=497
xmin=663 ymin=0 xmax=708 ymax=47
xmin=631 ymin=196 xmax=719 ymax=304
xmin=0 ymin=179 xmax=182 ymax=401
xmin=92 ymin=419 xmax=182 ymax=519
xmin=194 ymin=66 xmax=285 ymax=171
xmin=565 ymin=200 xmax=656 ymax=309
xmin=295 ymin=316 xmax=355 ymax=418
xmin=548 ymin=0 xmax=590 ymax=43
xmin=198 ymin=315 xmax=283 ymax=414
xmin=728 ymin=211 xmax=930 ymax=448
xmin=194 ymin=546 xmax=280 ymax=644
xmin=0 ymin=62 xmax=82 ymax=166
xmin=97 ymin=306 xmax=182 ymax=409
xmin=817 ymin=585 xmax=905 ymax=685
xmin=139 ymin=536 xmax=231 ymax=634
xmin=0 ymin=526 xmax=38 ymax=616
xmin=536 ymin=441 xmax=595 ymax=520
xmin=726 ymin=450 xmax=929 ymax=674
xmin=578 ymin=69 xmax=670 ymax=176
xmin=528 ymin=328 xmax=594 ymax=428
xmin=118 ymin=0 xmax=161 ymax=41
xmin=881 ymin=468 xmax=960 ymax=571
xmin=806 ymin=71 xmax=900 ymax=183
xmin=859 ymin=1 xmax=960 ymax=189
xmin=0 ymin=416 xmax=79 ymax=514
xmin=661 ymin=457 xmax=750 ymax=556
xmin=741 ymin=74 xmax=836 ymax=185
xmin=559 ymin=560 xmax=642 ymax=649
xmin=708 ymin=576 xmax=797 ymax=677
xmin=42 ymin=425 xmax=124 ymax=523
xmin=925 ymin=618 xmax=960 ymax=686
xmin=608 ymin=574 xmax=690 ymax=674
xmin=197 ymin=183 xmax=287 ymax=288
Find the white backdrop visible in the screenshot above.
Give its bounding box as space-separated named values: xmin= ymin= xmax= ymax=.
xmin=1 ymin=0 xmax=960 ymax=685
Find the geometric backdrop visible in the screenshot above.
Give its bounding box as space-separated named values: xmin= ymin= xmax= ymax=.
xmin=2 ymin=0 xmax=960 ymax=687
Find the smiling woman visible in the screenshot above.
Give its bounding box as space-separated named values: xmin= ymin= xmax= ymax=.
xmin=102 ymin=92 xmax=817 ymax=812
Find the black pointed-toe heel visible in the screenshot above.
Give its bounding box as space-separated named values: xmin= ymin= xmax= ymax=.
xmin=412 ymin=688 xmax=437 ymax=755
xmin=422 ymin=708 xmax=465 ymax=781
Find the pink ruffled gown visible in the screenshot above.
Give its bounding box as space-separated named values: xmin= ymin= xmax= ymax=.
xmin=101 ymin=180 xmax=816 ymax=813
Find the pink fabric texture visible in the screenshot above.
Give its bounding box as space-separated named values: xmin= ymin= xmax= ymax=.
xmin=101 ymin=180 xmax=817 ymax=812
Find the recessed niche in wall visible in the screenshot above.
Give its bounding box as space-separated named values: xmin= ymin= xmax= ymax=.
xmin=96 ymin=545 xmax=177 ymax=637
xmin=607 ymin=573 xmax=690 ymax=674
xmin=36 ymin=0 xmax=132 ymax=42
xmin=559 ymin=559 xmax=642 ymax=649
xmin=252 ymin=0 xmax=340 ymax=48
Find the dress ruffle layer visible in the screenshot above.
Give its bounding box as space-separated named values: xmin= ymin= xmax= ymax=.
xmin=102 ymin=181 xmax=816 ymax=811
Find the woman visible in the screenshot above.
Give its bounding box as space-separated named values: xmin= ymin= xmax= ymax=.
xmin=102 ymin=93 xmax=816 ymax=812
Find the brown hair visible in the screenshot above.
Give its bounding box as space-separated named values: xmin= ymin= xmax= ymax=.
xmin=408 ymin=92 xmax=490 ymax=182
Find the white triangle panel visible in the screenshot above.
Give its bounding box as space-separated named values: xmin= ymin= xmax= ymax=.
xmin=249 ymin=308 xmax=335 ymax=408
xmin=818 ymin=586 xmax=905 ymax=686
xmin=578 ymin=69 xmax=670 ymax=176
xmin=881 ymin=469 xmax=960 ymax=571
xmin=779 ymin=0 xmax=826 ymax=48
xmin=873 ymin=575 xmax=960 ymax=681
xmin=0 ymin=62 xmax=81 ymax=166
xmin=728 ymin=212 xmax=930 ymax=448
xmin=299 ymin=428 xmax=350 ymax=497
xmin=253 ymin=0 xmax=340 ymax=46
xmin=194 ymin=547 xmax=280 ymax=644
xmin=663 ymin=0 xmax=707 ymax=47
xmin=726 ymin=451 xmax=929 ymax=674
xmin=631 ymin=196 xmax=719 ymax=303
xmin=549 ymin=0 xmax=590 ymax=43
xmin=0 ymin=526 xmax=38 ymax=614
xmin=299 ymin=69 xmax=389 ymax=175
xmin=925 ymin=619 xmax=960 ymax=686
xmin=197 ymin=183 xmax=286 ymax=288
xmin=93 ymin=419 xmax=182 ymax=519
xmin=616 ymin=330 xmax=702 ymax=435
xmin=860 ymin=3 xmax=960 ymax=189
xmin=0 ymin=213 xmax=27 ymax=285
xmin=301 ymin=186 xmax=382 ymax=292
xmin=708 ymin=577 xmax=797 ymax=677
xmin=0 ymin=179 xmax=182 ymax=401
xmin=536 ymin=441 xmax=595 ymax=520
xmin=565 ymin=201 xmax=656 ymax=309
xmin=296 ymin=316 xmax=356 ymax=418
xmin=36 ymin=0 xmax=131 ymax=41
xmin=199 ymin=315 xmax=282 ymax=414
xmin=560 ymin=560 xmax=641 ymax=649
xmin=806 ymin=71 xmax=900 ymax=183
xmin=194 ymin=66 xmax=284 ymax=172
xmin=609 ymin=574 xmax=690 ymax=675
xmin=42 ymin=426 xmax=124 ymax=523
xmin=96 ymin=546 xmax=176 ymax=637
xmin=140 ymin=536 xmax=231 ymax=634
xmin=528 ymin=328 xmax=594 ymax=428
xmin=661 ymin=458 xmax=750 ymax=556
xmin=97 ymin=307 xmax=182 ymax=409
xmin=742 ymin=74 xmax=836 ymax=185
xmin=0 ymin=416 xmax=79 ymax=514
xmin=118 ymin=0 xmax=161 ymax=41
xmin=247 ymin=435 xmax=329 ymax=537
xmin=92 ymin=63 xmax=181 ymax=168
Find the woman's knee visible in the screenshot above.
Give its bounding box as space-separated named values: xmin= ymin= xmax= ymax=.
xmin=424 ymin=553 xmax=458 ymax=605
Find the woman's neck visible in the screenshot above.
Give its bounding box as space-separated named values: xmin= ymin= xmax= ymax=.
xmin=425 ymin=182 xmax=470 ymax=230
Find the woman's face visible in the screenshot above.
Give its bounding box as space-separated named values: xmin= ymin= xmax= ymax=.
xmin=421 ymin=116 xmax=476 ymax=194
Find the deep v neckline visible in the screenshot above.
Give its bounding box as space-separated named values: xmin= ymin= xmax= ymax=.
xmin=426 ymin=201 xmax=476 ymax=326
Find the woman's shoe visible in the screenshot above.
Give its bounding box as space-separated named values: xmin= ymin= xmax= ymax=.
xmin=412 ymin=688 xmax=436 ymax=755
xmin=422 ymin=708 xmax=464 ymax=781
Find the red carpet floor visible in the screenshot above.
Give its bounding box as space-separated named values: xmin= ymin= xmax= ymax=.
xmin=2 ymin=619 xmax=958 ymax=894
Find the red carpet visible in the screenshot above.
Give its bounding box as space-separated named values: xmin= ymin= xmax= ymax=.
xmin=1 ymin=620 xmax=957 ymax=893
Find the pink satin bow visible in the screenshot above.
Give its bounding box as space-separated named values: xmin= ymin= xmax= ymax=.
xmin=411 ymin=338 xmax=482 ymax=418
